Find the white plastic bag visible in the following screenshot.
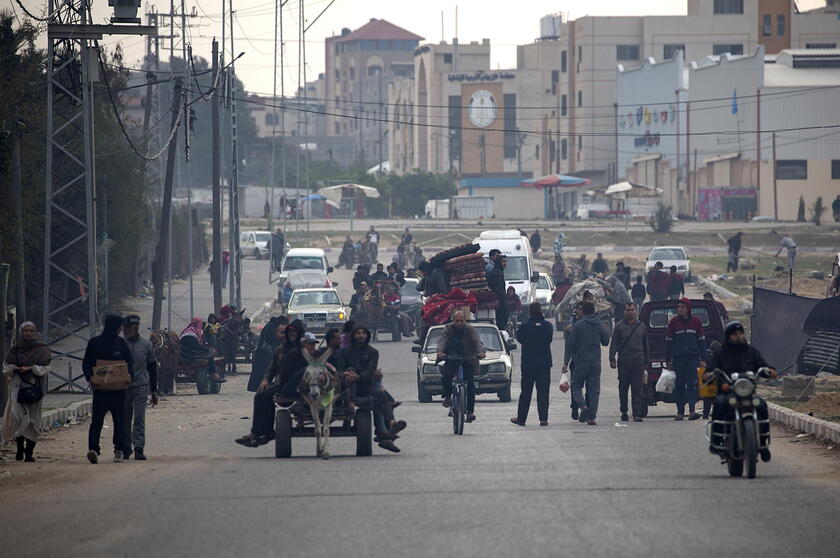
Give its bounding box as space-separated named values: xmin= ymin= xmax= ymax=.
xmin=656 ymin=369 xmax=676 ymax=394
xmin=558 ymin=372 xmax=570 ymax=393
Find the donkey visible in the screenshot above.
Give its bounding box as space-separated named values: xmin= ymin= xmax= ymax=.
xmin=298 ymin=347 xmax=341 ymax=459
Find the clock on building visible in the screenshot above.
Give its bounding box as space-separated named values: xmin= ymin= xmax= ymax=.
xmin=468 ymin=90 xmax=497 ymax=128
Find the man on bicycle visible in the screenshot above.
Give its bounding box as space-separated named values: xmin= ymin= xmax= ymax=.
xmin=437 ymin=311 xmax=485 ymax=423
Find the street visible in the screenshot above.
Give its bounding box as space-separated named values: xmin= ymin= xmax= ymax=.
xmin=1 ymin=264 xmax=839 ymax=557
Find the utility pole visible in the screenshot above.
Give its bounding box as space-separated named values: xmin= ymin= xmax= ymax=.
xmin=184 ymin=13 xmax=194 ymax=320
xmin=11 ymin=109 xmax=26 ymax=321
xmin=229 ymin=0 xmax=242 ymax=308
xmin=152 ymin=78 xmax=183 ymax=331
xmin=211 ymin=39 xmax=223 ymax=312
xmin=772 ymin=131 xmax=778 ymax=221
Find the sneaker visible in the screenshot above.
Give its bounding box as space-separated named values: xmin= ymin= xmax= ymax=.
xmin=378 ymin=440 xmax=401 ymax=453
xmin=510 ymin=417 xmax=526 ymax=426
xmin=688 ymin=413 xmax=701 ymax=421
xmin=87 ymin=450 xmax=98 ymax=464
xmin=388 ymin=420 xmax=407 ymax=436
xmin=578 ymin=407 xmax=590 ymax=423
xmin=571 ymin=408 xmax=579 ymax=421
xmin=760 ymin=448 xmax=772 ymax=462
xmin=587 ymin=419 xmax=597 ymax=426
xmin=442 ymin=396 xmax=451 ymax=408
xmin=633 ymin=417 xmax=643 ymax=422
xmin=539 ymin=421 xmax=549 ymax=427
xmin=702 ymin=414 xmax=710 ymax=420
xmin=122 ymin=450 xmax=132 ymax=460
xmin=113 ymin=451 xmax=123 ymax=463
xmin=465 ymin=414 xmax=476 ymax=423
xmin=134 ymin=448 xmax=147 ymax=461
xmin=674 ymin=415 xmax=685 ymax=421
xmin=620 ymin=413 xmax=629 ymax=422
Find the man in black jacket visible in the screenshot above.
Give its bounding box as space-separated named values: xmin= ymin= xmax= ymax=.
xmin=563 ymin=302 xmax=609 ymax=425
xmin=706 ymin=321 xmax=776 ymax=461
xmin=487 ymin=255 xmax=508 ymax=330
xmin=511 ymin=303 xmax=554 ymax=426
xmin=337 ymin=326 xmax=405 ymax=452
xmin=83 ymin=314 xmax=133 ymax=464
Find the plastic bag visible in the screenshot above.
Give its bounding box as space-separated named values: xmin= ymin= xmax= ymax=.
xmin=655 ymin=369 xmax=676 ymax=394
xmin=558 ymin=372 xmax=570 ymax=393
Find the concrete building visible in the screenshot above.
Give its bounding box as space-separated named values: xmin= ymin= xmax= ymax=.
xmin=324 ymin=18 xmax=423 ymax=167
xmin=617 ymin=45 xmax=840 ymax=221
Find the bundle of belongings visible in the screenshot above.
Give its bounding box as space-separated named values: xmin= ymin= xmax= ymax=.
xmin=554 ymin=279 xmax=612 ymax=315
xmin=421 ymin=288 xmax=479 ymax=325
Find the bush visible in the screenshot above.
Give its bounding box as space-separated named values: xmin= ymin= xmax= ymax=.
xmin=810 ymin=196 xmax=826 ymax=226
xmin=649 ymin=202 xmax=674 ymax=233
xmin=797 ymin=195 xmax=806 ymax=222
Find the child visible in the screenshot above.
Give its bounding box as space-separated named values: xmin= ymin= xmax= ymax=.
xmin=700 ymin=340 xmax=722 ymax=419
xmin=631 ymin=275 xmax=646 ymax=309
xmin=505 ymin=286 xmax=522 ymax=315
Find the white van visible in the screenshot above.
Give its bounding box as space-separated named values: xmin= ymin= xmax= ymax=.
xmin=473 ymin=230 xmax=539 ymax=309
xmin=279 ymin=248 xmax=333 ymax=283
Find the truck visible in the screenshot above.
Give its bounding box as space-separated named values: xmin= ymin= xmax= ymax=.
xmin=472 ymin=230 xmax=539 ymax=312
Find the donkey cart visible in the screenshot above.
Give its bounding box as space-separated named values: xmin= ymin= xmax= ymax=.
xmin=273 ymin=398 xmax=373 ymax=458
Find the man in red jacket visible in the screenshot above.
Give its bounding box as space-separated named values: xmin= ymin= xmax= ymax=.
xmin=646 ymin=261 xmax=670 ymax=301
xmin=665 ymin=298 xmax=708 ymax=420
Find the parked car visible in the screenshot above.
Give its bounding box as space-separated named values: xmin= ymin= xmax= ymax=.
xmin=240 ymin=230 xmax=272 ymax=259
xmin=278 ymin=248 xmax=333 ymax=286
xmin=638 ymin=298 xmax=725 ymax=416
xmin=286 ymin=288 xmax=347 ymax=336
xmin=279 ymin=269 xmax=334 ymax=308
xmin=645 ymin=246 xmax=691 ymax=279
xmin=534 ymin=272 xmax=555 ymax=316
xmin=412 ymin=322 xmax=516 ymax=403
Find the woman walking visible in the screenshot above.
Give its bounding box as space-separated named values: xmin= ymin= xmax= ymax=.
xmin=3 ymin=322 xmax=52 ymax=462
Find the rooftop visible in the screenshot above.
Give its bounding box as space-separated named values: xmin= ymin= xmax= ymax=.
xmin=331 ymin=18 xmax=423 ymax=43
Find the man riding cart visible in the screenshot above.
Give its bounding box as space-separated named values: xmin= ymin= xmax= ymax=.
xmin=552 ymin=279 xmax=614 ymax=336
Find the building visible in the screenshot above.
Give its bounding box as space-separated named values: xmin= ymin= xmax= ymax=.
xmin=617 ymin=45 xmax=840 ymax=221
xmin=324 ymin=18 xmax=423 ymax=167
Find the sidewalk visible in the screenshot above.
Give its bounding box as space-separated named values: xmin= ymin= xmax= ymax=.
xmin=37 ymin=258 xmax=278 ymax=426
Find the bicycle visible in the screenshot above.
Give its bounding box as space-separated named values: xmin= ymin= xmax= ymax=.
xmin=438 ymin=355 xmax=470 ymax=435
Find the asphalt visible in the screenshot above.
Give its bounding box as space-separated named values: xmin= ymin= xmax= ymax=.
xmin=3 ymin=262 xmax=839 ymax=558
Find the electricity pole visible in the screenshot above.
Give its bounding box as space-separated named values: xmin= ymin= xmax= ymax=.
xmin=229 ymin=0 xmax=242 ymax=309
xmin=211 ymin=39 xmax=223 ymax=312
xmin=11 ymin=109 xmax=25 ymax=321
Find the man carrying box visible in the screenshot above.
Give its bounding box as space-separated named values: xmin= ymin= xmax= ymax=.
xmin=82 ymin=314 xmax=133 ymax=464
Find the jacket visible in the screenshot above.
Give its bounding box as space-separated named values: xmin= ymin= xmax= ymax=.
xmin=336 ymin=326 xmax=379 ymax=386
xmin=665 ymin=314 xmax=707 ymax=360
xmin=516 ymin=316 xmax=553 ymax=372
xmin=609 ymin=319 xmax=649 ymax=365
xmin=591 ymin=258 xmax=609 ymax=275
xmin=646 ymin=269 xmax=670 ymax=296
xmin=564 ymin=314 xmax=609 ymax=365
xmin=486 ymin=262 xmax=506 ymax=299
xmin=668 ymin=274 xmax=685 ymax=296
xmin=631 ymin=282 xmax=646 ymax=300
xmin=438 ymin=323 xmax=484 ymax=360
xmin=352 ymin=271 xmax=370 ymax=291
xmin=82 ymin=315 xmax=133 ymax=384
xmin=708 ymin=341 xmax=770 ymax=387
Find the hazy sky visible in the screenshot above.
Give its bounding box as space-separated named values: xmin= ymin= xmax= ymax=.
xmin=17 ymin=0 xmax=827 ymax=95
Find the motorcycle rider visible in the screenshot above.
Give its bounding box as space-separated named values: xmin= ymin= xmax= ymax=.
xmin=437 ymin=311 xmax=486 ymax=423
xmin=705 ymin=321 xmax=776 ymax=462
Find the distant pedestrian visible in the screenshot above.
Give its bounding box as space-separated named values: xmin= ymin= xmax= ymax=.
xmin=646 ymin=261 xmax=670 ymax=301
xmin=83 ymin=314 xmax=133 ymax=464
xmin=121 ymin=315 xmax=159 ymax=461
xmin=564 ymin=302 xmax=589 ymax=420
xmin=485 ymin=249 xmax=501 ymax=274
xmin=553 ymin=232 xmax=566 ymax=256
xmin=511 ymin=303 xmax=554 ymax=427
xmin=703 ymin=292 xmax=729 ymax=321
xmin=563 ymin=301 xmax=609 ymax=425
xmin=727 ymin=232 xmax=743 ymax=256
xmin=609 ymin=303 xmax=649 ymax=422
xmin=488 ymin=255 xmax=508 ymax=331
xmin=605 ymin=272 xmax=631 ymax=317
xmin=668 ymin=265 xmax=685 ymax=300
xmin=530 ymin=230 xmax=542 ymax=254
xmin=833 ymin=195 xmax=840 ymax=223
xmin=615 ymin=261 xmax=630 ymax=290
xmin=665 ymin=298 xmax=707 ymax=421
xmin=402 ymin=227 xmax=413 ymax=245
xmin=591 ymin=252 xmax=609 ymax=275
xmin=551 ymin=255 xmax=567 ymax=284
xmin=575 ymin=254 xmax=589 ymax=279
xmin=631 ymin=275 xmax=646 ymax=309
xmin=775 ymin=235 xmax=797 ymax=270
xmin=2 ymin=322 xmax=51 ymax=462
xmin=222 ymin=250 xmax=231 ymax=288
xmin=272 ymin=228 xmax=286 ymax=272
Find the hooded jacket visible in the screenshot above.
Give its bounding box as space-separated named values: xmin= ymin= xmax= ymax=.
xmin=336 ymin=326 xmax=379 ymax=386
xmin=516 ymin=315 xmax=553 ymax=372
xmin=564 ymin=314 xmax=609 ymax=365
xmin=708 ymin=338 xmax=770 ymax=385
xmin=486 ymin=260 xmax=506 ymax=300
xmin=82 ymin=314 xmax=133 ymax=383
xmin=664 ymin=299 xmax=707 ymax=360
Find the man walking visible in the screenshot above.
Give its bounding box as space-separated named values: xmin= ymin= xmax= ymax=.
xmin=530 ymin=229 xmax=542 ymax=254
xmin=272 ymin=227 xmax=285 ymax=272
xmin=833 ymin=195 xmax=840 ymax=223
xmin=121 ymin=315 xmax=159 ymax=460
xmin=591 ymin=252 xmax=609 ymax=275
xmin=726 ymin=231 xmax=743 ymax=273
xmin=83 ymin=314 xmax=133 ymax=464
xmin=775 ymin=235 xmax=797 ymax=270
xmin=609 ymin=303 xmax=649 ymax=422
xmin=668 ymin=265 xmax=685 ymax=300
xmin=646 ymin=261 xmax=670 ymax=301
xmin=511 ymin=303 xmax=554 ymax=427
xmin=563 ymin=302 xmax=609 ymax=425
xmin=487 ymin=255 xmax=508 ymax=331
xmin=665 ymin=298 xmax=707 ymax=421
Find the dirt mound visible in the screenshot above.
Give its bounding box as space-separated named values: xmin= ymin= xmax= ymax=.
xmin=800 ymin=392 xmax=840 ymax=418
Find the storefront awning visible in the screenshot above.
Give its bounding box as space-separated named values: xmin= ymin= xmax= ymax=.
xmin=702 ymin=152 xmax=740 ymax=164
xmin=520 ymin=174 xmax=590 ymax=190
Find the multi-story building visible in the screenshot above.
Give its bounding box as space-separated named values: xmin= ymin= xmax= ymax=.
xmin=324 ymin=18 xmax=423 ymax=167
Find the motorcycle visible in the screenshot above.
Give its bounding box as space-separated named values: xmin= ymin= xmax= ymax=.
xmin=705 ymin=367 xmax=772 ymax=479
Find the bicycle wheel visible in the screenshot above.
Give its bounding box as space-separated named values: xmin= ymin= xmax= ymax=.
xmin=454 ymin=384 xmax=466 ymax=435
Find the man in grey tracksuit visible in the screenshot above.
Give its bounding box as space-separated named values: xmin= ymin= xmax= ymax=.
xmin=563 ymin=302 xmax=609 ymax=425
xmin=609 ymin=302 xmax=650 ymax=422
xmin=122 ymin=315 xmax=159 ymax=461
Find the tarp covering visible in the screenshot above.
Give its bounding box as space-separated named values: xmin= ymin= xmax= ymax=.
xmin=803 ymin=296 xmax=840 ymax=335
xmin=751 ymin=288 xmax=819 ymax=372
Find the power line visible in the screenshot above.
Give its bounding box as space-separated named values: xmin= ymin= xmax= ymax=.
xmin=13 ymin=0 xmax=53 ymax=22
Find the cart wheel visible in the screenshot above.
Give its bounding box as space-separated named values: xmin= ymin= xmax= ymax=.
xmin=391 ymin=317 xmax=401 ymax=342
xmin=498 ymin=381 xmax=512 ymax=402
xmin=275 ymin=410 xmax=292 ymax=458
xmin=355 ymin=410 xmax=373 ymax=456
xmin=196 ymin=367 xmax=211 ymax=394
xmin=417 ymin=376 xmax=433 ymax=403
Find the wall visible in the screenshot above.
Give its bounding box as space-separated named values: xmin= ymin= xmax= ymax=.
xmin=457 ymin=186 xmax=544 ymax=218
xmin=760 ymin=158 xmax=840 ymax=221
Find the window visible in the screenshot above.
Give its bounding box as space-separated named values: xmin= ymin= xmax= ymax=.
xmin=551 ymin=70 xmax=559 ymax=94
xmin=334 ymin=69 xmax=340 ymax=81
xmin=663 ymin=44 xmax=685 ymax=59
xmin=443 ymin=52 xmax=452 ymax=63
xmin=775 ymin=160 xmax=807 ymax=180
xmin=577 ymin=90 xmax=582 ymax=107
xmin=762 ymin=14 xmax=772 ymax=36
xmin=578 ymin=135 xmax=582 ymax=151
xmin=616 ymin=44 xmax=640 ymax=60
xmin=561 ymin=139 xmax=568 ymax=160
xmin=561 ymin=50 xmax=567 ymax=73
xmin=561 ymin=94 xmax=567 ymax=116
xmin=503 ymin=94 xmax=518 ymax=159
xmin=831 ymin=160 xmax=840 ymax=179
xmin=777 ymin=14 xmax=785 ymax=36
xmin=714 ymin=0 xmax=743 ymax=14
xmin=806 ymin=43 xmax=837 ymax=49
xmin=349 ymin=67 xmax=355 ymax=79
xmin=648 ymin=307 xmax=711 ymax=329
xmin=713 ymin=44 xmax=744 ymax=56
xmin=535 ymin=145 xmax=540 ymax=160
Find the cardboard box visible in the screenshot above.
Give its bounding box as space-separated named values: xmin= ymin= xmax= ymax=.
xmin=91 ymin=359 xmax=131 ymax=391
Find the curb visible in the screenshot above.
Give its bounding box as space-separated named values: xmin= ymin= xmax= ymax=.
xmin=40 ymin=399 xmax=93 ymax=432
xmin=768 ymin=402 xmax=840 ymax=444
xmin=249 ymin=298 xmax=275 ymax=324
xmin=695 ymin=275 xmax=752 ymax=308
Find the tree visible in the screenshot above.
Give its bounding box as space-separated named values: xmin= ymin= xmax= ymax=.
xmin=649 ymin=201 xmax=674 ymax=233
xmin=810 ymin=196 xmax=826 ymax=227
xmin=797 ymin=195 xmax=806 ymax=222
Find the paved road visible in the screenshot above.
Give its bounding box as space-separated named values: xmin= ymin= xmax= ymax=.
xmin=4 ymin=266 xmax=839 ymax=557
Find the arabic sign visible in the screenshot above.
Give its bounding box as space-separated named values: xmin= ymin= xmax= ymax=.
xmin=448 ymin=71 xmax=516 ymax=82
xmin=634 ymin=131 xmax=661 ymax=148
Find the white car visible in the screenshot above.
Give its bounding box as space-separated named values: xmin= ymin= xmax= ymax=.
xmin=645 ymin=246 xmax=691 ymax=279
xmin=286 ymin=288 xmax=347 ymax=336
xmin=411 ymin=322 xmax=516 ymax=403
xmin=240 ymin=230 xmax=273 ymax=259
xmin=535 ymin=272 xmax=555 ymax=316
xmin=279 ymin=248 xmax=333 ymax=285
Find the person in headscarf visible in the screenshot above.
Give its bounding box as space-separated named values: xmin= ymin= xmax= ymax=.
xmin=247 ymin=316 xmax=288 ymax=392
xmin=179 ymin=317 xmax=223 ymax=382
xmin=3 ymin=322 xmax=51 ymax=462
xmin=82 ymin=314 xmax=133 ymax=464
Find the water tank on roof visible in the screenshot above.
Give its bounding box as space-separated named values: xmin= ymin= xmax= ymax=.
xmin=341 ymin=27 xmax=351 ymax=36
xmin=539 ymin=14 xmax=563 ymax=40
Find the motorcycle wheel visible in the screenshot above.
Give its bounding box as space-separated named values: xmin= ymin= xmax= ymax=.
xmin=743 ymin=419 xmax=758 ymax=479
xmin=727 ymin=457 xmax=744 ymax=477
